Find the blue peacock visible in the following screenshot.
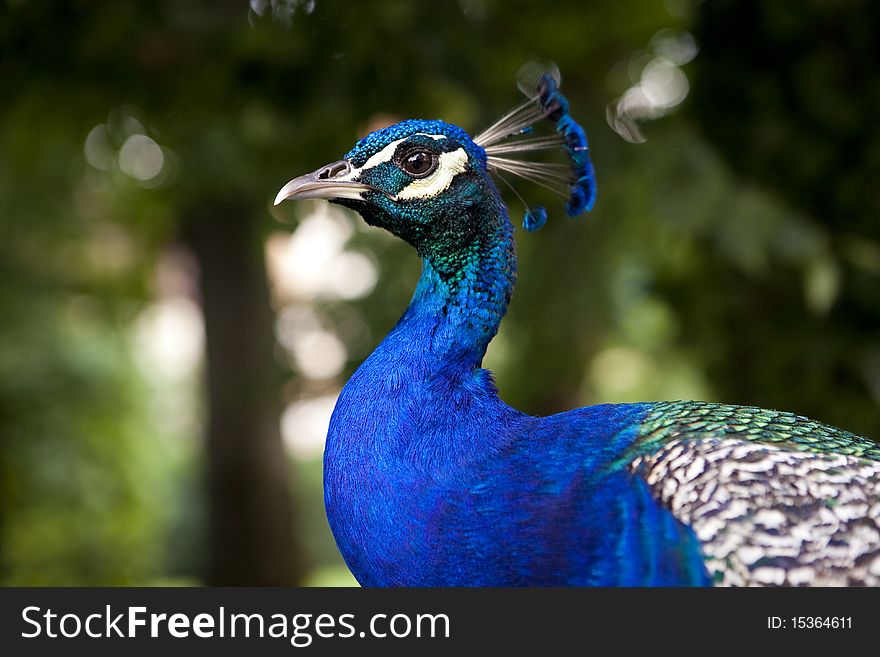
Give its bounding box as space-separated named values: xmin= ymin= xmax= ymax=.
xmin=275 ymin=71 xmax=880 ymax=586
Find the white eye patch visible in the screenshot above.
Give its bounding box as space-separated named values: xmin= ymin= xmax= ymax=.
xmin=394 ymin=148 xmax=469 ymax=201
xmin=360 ymin=133 xmax=446 ymax=170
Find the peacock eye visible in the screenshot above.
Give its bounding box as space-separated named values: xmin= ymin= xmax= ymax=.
xmin=400 ymin=150 xmax=438 ymax=178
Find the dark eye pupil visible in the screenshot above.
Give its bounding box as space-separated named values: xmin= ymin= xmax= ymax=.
xmin=404 ymin=151 xmax=433 ymax=175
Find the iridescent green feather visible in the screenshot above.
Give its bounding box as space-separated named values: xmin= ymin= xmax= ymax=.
xmin=626 ymin=401 xmax=880 ymax=465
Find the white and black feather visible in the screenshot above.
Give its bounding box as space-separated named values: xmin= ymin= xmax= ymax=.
xmin=632 ymin=436 xmax=880 ymax=586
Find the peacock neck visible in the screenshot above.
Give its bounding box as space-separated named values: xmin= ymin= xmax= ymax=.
xmin=393 ymin=204 xmax=516 ymax=375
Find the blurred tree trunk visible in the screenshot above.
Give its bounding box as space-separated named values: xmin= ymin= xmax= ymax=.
xmin=183 ymin=200 xmax=301 ymax=586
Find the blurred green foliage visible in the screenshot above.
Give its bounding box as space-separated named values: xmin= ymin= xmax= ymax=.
xmin=0 ymin=0 xmax=877 ymax=585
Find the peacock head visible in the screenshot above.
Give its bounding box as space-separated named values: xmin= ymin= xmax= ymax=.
xmin=275 ymin=119 xmax=494 ymax=253
xmin=274 ymin=72 xmax=597 ymax=254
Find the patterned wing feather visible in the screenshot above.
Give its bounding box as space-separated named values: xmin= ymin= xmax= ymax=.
xmin=629 ymin=401 xmax=880 ymax=586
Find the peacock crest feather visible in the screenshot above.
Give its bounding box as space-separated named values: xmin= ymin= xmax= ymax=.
xmin=474 ymin=67 xmax=597 ymax=231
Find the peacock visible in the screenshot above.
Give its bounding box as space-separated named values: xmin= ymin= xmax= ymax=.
xmin=274 ymin=71 xmax=880 ymax=586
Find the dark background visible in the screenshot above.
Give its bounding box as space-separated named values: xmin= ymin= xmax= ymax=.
xmin=1 ymin=0 xmax=878 ymax=585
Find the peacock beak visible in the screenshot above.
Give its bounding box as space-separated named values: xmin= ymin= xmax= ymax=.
xmin=273 ymin=160 xmax=372 ymax=205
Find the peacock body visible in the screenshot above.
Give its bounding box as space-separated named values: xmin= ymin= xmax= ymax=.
xmin=275 ymin=73 xmax=880 ymax=586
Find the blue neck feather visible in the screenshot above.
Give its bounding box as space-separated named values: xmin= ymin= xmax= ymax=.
xmin=403 ymin=203 xmax=515 ymax=370
xmin=331 ymin=194 xmax=523 ymax=470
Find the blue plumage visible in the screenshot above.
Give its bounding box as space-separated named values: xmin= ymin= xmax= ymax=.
xmin=274 ymin=73 xmax=880 ymax=586
xmin=317 ymin=144 xmax=705 ymax=582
